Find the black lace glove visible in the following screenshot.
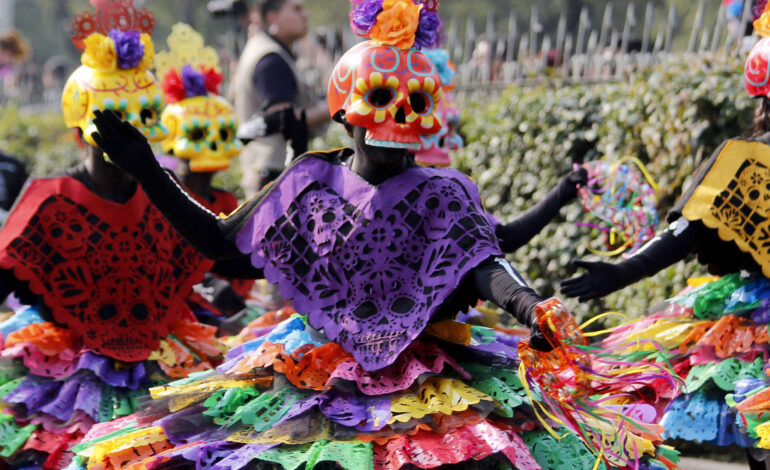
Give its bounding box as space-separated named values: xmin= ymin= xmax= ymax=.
xmin=528 ymin=321 xmax=553 ymax=352
xmin=284 ymin=109 xmax=308 ymax=157
xmin=91 ymin=110 xmax=159 ymax=176
xmin=91 ymin=109 xmax=242 ymax=260
xmin=560 ymin=219 xmax=698 ymax=301
xmin=559 ymin=260 xmax=636 ymax=301
xmin=560 ymin=166 xmax=588 ymax=199
xmin=201 ymin=275 xmax=247 ymax=317
xmin=473 ymin=257 xmax=553 ymax=352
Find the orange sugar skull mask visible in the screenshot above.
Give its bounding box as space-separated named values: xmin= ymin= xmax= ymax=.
xmin=328 ymin=41 xmax=443 ymax=150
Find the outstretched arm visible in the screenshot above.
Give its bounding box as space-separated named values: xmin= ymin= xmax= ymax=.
xmin=473 ymin=256 xmax=552 ymax=351
xmin=560 ymin=218 xmax=698 ymax=301
xmin=91 ymin=110 xmax=241 ymax=260
xmin=495 ymin=167 xmax=587 ymax=252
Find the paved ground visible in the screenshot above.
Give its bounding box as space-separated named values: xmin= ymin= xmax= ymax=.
xmin=680 ymin=457 xmax=754 ymax=470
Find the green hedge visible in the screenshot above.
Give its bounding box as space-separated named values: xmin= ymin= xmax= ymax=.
xmin=453 ymin=54 xmax=754 ymax=322
xmin=0 ymin=106 xmax=79 ymax=178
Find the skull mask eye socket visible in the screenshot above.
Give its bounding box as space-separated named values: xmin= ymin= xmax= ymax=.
xmin=98 ymin=304 xmax=118 ymax=321
xmin=131 ymin=304 xmax=150 ymax=321
xmin=409 ymin=91 xmax=432 ymax=115
xmin=110 ymin=110 xmax=127 ymax=121
xmin=219 ymin=127 xmax=233 ymax=142
xmin=366 ymin=87 xmax=396 ymax=109
xmin=140 ymin=108 xmax=158 ymax=127
xmin=188 ymin=127 xmax=207 ymax=142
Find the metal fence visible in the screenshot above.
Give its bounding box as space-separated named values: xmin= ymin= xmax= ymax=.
xmin=0 ymin=55 xmax=72 ymax=113
xmin=443 ymin=0 xmax=751 ymax=92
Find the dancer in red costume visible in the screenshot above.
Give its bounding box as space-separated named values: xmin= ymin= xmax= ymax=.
xmin=0 ymin=3 xmax=225 ymax=468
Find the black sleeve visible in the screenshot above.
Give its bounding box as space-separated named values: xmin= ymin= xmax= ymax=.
xmin=621 ymin=219 xmax=697 ymax=278
xmin=252 ymin=53 xmax=297 ymax=110
xmin=0 ymin=156 xmax=28 ymax=211
xmin=211 ymin=256 xmax=265 ymax=279
xmin=473 ymin=256 xmax=544 ymax=328
xmin=137 ymin=164 xmax=243 ymax=260
xmin=0 ymin=269 xmax=16 ymax=304
xmin=495 ymin=178 xmax=576 ymax=252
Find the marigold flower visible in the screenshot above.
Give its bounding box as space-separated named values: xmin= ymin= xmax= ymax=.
xmin=369 ymin=0 xmax=422 ymax=50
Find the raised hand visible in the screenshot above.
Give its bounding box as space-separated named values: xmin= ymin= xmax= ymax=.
xmin=236 ymin=106 xmax=308 ymax=157
xmin=560 ymin=259 xmax=629 ymax=301
xmin=528 ymin=322 xmax=553 ymax=352
xmin=91 ymin=109 xmax=156 ymax=176
xmin=560 ymin=166 xmax=588 ymax=199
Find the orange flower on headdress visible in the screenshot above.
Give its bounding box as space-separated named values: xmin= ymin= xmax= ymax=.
xmin=82 ymin=33 xmax=117 ymax=73
xmin=369 ymin=0 xmax=422 ymax=50
xmin=139 ymin=33 xmax=155 ymax=70
xmin=755 ymin=1 xmax=770 ymax=36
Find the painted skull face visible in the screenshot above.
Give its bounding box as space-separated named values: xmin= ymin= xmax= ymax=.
xmin=415 ymin=91 xmax=463 ymax=167
xmin=92 ymin=270 xmax=158 ymax=361
xmin=62 ymin=65 xmax=168 ymax=146
xmin=328 ymin=41 xmax=443 ymax=150
xmin=345 ymin=265 xmax=423 ymax=369
xmin=41 ymin=205 xmax=89 ymax=260
xmin=161 ymin=95 xmax=241 ymax=172
xmin=746 ymin=37 xmax=770 ymax=98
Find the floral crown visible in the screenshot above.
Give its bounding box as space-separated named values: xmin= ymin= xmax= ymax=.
xmin=350 ymin=0 xmax=442 ymax=50
xmin=155 ymin=23 xmax=223 ymax=104
xmin=72 ymin=0 xmax=155 ymax=73
xmin=754 ymin=0 xmax=770 ymax=35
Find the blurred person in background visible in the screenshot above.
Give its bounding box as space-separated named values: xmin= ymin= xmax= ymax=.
xmin=0 ymin=30 xmax=30 ymax=226
xmin=0 ymin=29 xmax=30 ymax=99
xmin=232 ymin=0 xmax=330 ymax=197
xmin=0 ymin=151 xmax=27 ymax=226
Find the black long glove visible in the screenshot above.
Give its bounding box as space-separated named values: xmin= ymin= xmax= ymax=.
xmin=285 ymin=109 xmax=308 ymax=157
xmin=237 ymin=106 xmax=309 ymax=158
xmin=496 ymin=167 xmax=588 ymax=252
xmin=199 ymin=274 xmax=247 ymax=317
xmin=91 ymin=110 xmax=241 ymax=260
xmin=473 ymin=256 xmax=553 ymax=351
xmin=560 ymin=218 xmax=698 ymax=301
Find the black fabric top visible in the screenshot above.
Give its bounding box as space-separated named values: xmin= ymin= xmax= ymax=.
xmin=0 ymin=151 xmax=28 ymax=211
xmin=252 ymin=52 xmax=297 ymax=110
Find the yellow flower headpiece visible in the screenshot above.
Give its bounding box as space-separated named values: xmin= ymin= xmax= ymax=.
xmin=81 ymin=32 xmax=154 ymax=73
xmin=155 ymin=23 xmax=220 ymax=78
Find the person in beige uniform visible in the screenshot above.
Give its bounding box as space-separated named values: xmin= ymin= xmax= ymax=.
xmin=232 ymin=0 xmax=330 ymax=197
